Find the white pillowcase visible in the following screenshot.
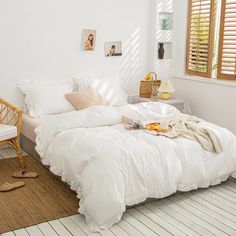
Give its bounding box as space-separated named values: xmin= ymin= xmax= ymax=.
xmin=17 ymin=80 xmax=75 ymax=117
xmin=74 ymin=75 xmax=128 ymax=106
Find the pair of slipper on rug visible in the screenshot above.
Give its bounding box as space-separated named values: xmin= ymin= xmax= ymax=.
xmin=0 ymin=170 xmax=38 ymax=192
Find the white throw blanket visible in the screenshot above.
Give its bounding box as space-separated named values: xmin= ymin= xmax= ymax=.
xmin=175 ymin=115 xmax=223 ymax=153
xmin=123 ymin=114 xmax=223 ymax=153
xmin=35 ymin=102 xmax=236 ymax=231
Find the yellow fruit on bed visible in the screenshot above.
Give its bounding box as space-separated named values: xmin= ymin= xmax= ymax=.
xmin=145 ymin=123 xmax=160 ymax=131
xmin=145 ymin=123 xmax=171 ymax=133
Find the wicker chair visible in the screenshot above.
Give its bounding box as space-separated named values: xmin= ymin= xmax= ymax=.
xmin=0 ymin=98 xmax=25 ymax=168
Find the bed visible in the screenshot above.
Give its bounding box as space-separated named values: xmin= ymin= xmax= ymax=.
xmin=18 ymin=78 xmax=236 ymax=232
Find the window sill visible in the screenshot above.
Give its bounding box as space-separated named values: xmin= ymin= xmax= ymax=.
xmin=173 ymin=75 xmax=236 ymax=88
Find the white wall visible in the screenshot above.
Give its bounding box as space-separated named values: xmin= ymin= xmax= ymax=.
xmin=150 ymin=0 xmax=173 ymax=81
xmin=0 ymin=0 xmax=153 ymax=105
xmin=2 ymin=0 xmax=235 ymax=134
xmin=172 ymin=0 xmax=236 ymax=134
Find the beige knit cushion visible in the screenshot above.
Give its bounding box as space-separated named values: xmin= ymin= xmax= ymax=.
xmin=65 ymin=87 xmax=109 ymax=110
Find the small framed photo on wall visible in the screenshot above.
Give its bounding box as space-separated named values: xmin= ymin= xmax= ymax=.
xmin=82 ymin=29 xmax=96 ymax=51
xmin=104 ymin=41 xmax=122 ymax=57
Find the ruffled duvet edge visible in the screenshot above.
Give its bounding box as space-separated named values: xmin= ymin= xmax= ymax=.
xmin=40 ymin=157 xmax=236 ymax=232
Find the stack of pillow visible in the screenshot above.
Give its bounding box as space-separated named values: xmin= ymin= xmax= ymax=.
xmin=17 ymin=75 xmax=128 ymax=117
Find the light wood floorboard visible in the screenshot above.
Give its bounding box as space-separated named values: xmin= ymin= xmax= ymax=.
xmin=1 ymin=147 xmax=236 ymax=236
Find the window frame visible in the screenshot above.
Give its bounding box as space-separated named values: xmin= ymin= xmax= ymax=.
xmin=185 ymin=0 xmax=216 ymax=78
xmin=217 ymin=0 xmax=236 ymax=80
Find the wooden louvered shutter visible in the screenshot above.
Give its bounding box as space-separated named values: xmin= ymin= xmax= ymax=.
xmin=186 ymin=0 xmax=216 ymax=78
xmin=218 ymin=0 xmax=236 ymax=80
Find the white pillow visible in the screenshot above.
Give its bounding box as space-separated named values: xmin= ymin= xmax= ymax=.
xmin=17 ymin=80 xmax=75 ymax=117
xmin=74 ymin=75 xmax=128 ymax=106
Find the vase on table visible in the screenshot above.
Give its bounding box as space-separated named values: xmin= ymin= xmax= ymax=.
xmin=158 ymin=43 xmax=165 ymax=59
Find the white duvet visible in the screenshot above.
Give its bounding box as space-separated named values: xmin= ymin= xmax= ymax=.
xmin=35 ymin=102 xmax=236 ymax=231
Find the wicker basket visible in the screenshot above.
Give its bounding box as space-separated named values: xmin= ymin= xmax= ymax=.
xmin=140 ymin=81 xmax=161 ymax=98
xmin=139 ymin=72 xmax=161 ymax=98
xmin=140 ymin=72 xmax=161 ymax=98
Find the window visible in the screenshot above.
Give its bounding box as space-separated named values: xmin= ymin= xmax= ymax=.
xmin=186 ymin=0 xmax=216 ymax=78
xmin=218 ymin=0 xmax=236 ymax=79
xmin=186 ymin=0 xmax=236 ymax=80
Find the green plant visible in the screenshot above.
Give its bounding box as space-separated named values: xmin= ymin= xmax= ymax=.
xmin=190 ymin=14 xmax=209 ymax=72
xmin=161 ymin=17 xmax=170 ymax=30
xmin=212 ymin=63 xmax=218 ymax=71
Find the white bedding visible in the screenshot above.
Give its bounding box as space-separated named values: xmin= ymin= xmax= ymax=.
xmin=35 ymin=102 xmax=236 ymax=231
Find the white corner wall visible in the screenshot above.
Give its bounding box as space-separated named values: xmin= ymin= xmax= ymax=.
xmin=149 ymin=0 xmax=173 ymax=81
xmin=172 ymin=0 xmax=236 ymax=134
xmin=0 ymin=0 xmax=153 ymax=105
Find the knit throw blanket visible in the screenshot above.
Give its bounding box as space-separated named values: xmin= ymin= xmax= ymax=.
xmin=175 ymin=115 xmax=222 ymax=154
xmin=123 ymin=115 xmax=223 ymax=154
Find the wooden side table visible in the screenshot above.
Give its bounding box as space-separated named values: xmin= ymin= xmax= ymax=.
xmin=128 ymin=95 xmax=192 ymax=115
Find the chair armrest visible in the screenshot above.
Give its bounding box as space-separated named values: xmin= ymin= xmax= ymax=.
xmin=0 ymin=98 xmax=22 ymax=135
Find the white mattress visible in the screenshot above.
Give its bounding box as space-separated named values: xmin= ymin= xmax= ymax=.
xmin=22 ymin=114 xmax=48 ymax=143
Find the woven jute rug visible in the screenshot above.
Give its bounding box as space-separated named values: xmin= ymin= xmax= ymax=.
xmin=0 ymin=156 xmax=79 ymax=233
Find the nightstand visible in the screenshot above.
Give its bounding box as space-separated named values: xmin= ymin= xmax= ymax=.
xmin=128 ymin=95 xmax=192 ymax=115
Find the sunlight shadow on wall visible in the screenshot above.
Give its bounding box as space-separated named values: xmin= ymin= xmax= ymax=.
xmin=76 ymin=28 xmax=143 ymax=101
xmin=119 ymin=28 xmax=143 ymax=94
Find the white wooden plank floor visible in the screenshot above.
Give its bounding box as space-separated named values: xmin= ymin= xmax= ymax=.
xmin=1 ymin=147 xmax=236 ymax=236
